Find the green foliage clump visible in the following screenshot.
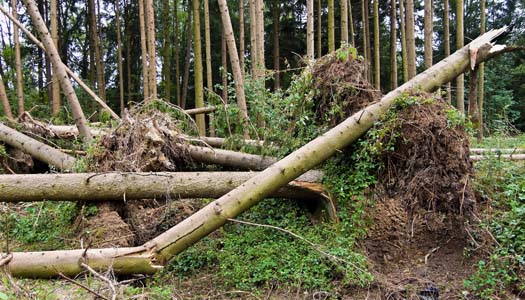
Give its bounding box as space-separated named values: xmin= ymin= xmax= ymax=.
xmin=466 ymin=157 xmax=525 ymax=298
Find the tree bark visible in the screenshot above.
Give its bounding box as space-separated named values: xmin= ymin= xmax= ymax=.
xmin=204 ymin=0 xmax=213 ymax=95
xmin=193 ymin=0 xmax=205 ymax=136
xmin=221 ymin=28 xmax=228 ymax=102
xmin=239 ymin=0 xmax=245 ymax=76
xmin=364 ymin=0 xmax=372 ymax=81
xmin=186 ymin=144 xmax=276 ymax=170
xmin=399 ymin=0 xmax=408 ymax=82
xmin=468 ymin=67 xmax=479 ymax=129
xmin=4 ymin=28 xmax=510 ymax=278
xmin=21 ymin=0 xmax=92 ymax=141
xmin=317 ymin=0 xmax=322 ymax=57
xmin=406 ymin=0 xmax=416 ymax=79
xmin=145 ymin=0 xmax=157 ymax=99
xmin=328 ymin=0 xmax=335 ymax=52
xmin=478 ymin=0 xmax=486 ymax=141
xmin=116 ymin=0 xmax=125 ymax=115
xmin=390 ymin=0 xmax=398 ymax=90
xmin=424 ymin=0 xmax=433 ymax=69
xmin=307 ymin=0 xmax=314 ymax=60
xmin=272 ymin=0 xmax=280 ymax=90
xmin=51 ymin=0 xmax=61 ymax=113
xmin=256 ymin=0 xmax=265 ymax=79
xmin=91 ymin=0 xmax=106 ymax=102
xmin=138 ymin=0 xmax=150 ymax=99
xmin=0 ymin=122 xmax=76 ymax=170
xmin=444 ymin=0 xmax=451 ymax=104
xmin=362 ymin=0 xmax=368 ymax=65
xmin=456 ymin=0 xmax=464 ymax=113
xmin=218 ymin=0 xmax=251 ymax=139
xmin=249 ymin=0 xmax=258 ymax=77
xmin=348 ymin=0 xmax=354 ymax=46
xmin=181 ymin=8 xmax=192 ymax=109
xmin=12 ymin=0 xmax=24 ymax=117
xmin=341 ymin=0 xmax=348 ymax=45
xmin=373 ymin=0 xmax=380 ymax=89
xmin=0 ymin=171 xmax=326 ymax=203
xmin=174 ymin=0 xmax=181 ymax=106
xmin=162 ymin=0 xmax=172 ymax=102
xmin=0 ymin=74 xmax=14 ymax=121
xmin=0 ymin=5 xmax=119 ymax=120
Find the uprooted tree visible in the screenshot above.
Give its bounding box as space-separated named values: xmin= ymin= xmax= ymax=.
xmin=0 ymin=28 xmax=514 ymax=278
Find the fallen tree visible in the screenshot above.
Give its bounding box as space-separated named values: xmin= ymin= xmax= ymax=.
xmin=186 ymin=144 xmax=276 ymax=170
xmin=0 ymin=171 xmax=326 ymax=202
xmin=471 ymin=154 xmax=525 ymax=161
xmin=0 ymin=123 xmax=76 ymax=170
xmin=2 ymin=28 xmax=512 ymax=278
xmin=470 ymin=148 xmax=525 ymax=154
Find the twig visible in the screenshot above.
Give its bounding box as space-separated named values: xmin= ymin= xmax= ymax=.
xmin=80 ymin=262 xmax=117 ymax=300
xmin=0 ymin=253 xmax=12 ymax=266
xmin=57 ymin=271 xmax=109 ymax=300
xmin=227 ymin=218 xmax=368 ymax=274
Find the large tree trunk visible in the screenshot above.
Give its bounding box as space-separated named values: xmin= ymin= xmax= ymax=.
xmin=348 ymin=0 xmax=354 ymax=46
xmin=255 ymin=0 xmax=265 ymax=79
xmin=373 ymin=0 xmax=380 ymax=89
xmin=174 ymin=0 xmax=181 ymax=106
xmin=444 ymin=0 xmax=451 ymax=104
xmin=204 ymin=0 xmax=213 ymax=95
xmin=424 ymin=0 xmax=433 ymax=69
xmin=399 ymin=0 xmax=408 ymax=83
xmin=138 ymin=0 xmax=150 ymax=99
xmin=456 ymin=0 xmax=464 ymax=113
xmin=116 ymin=0 xmax=125 ymax=115
xmin=4 ymin=28 xmax=510 ymax=278
xmin=0 ymin=123 xmax=76 ymax=170
xmin=12 ymin=0 xmax=24 ymax=117
xmin=390 ymin=0 xmax=398 ymax=90
xmin=0 ymin=74 xmax=14 ymax=121
xmin=145 ymin=0 xmax=157 ymax=98
xmin=405 ymin=0 xmax=416 ymax=79
xmin=193 ymin=0 xmax=205 ymax=136
xmin=249 ymin=0 xmax=258 ymax=77
xmin=328 ymin=0 xmax=335 ymax=52
xmin=0 ymin=171 xmax=326 ymax=203
xmin=340 ymin=0 xmax=348 ymax=45
xmin=21 ymin=0 xmax=92 ymax=141
xmin=317 ymin=0 xmax=321 ymax=57
xmin=218 ymin=0 xmax=250 ymax=139
xmin=186 ymin=144 xmax=277 ymax=170
xmin=50 ymin=0 xmax=60 ymax=114
xmin=0 ymin=5 xmax=119 ymax=120
xmin=307 ymin=0 xmax=314 ymax=59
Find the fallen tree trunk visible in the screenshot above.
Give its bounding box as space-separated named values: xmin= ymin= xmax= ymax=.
xmin=0 ymin=171 xmax=326 ymax=202
xmin=0 ymin=123 xmax=75 ymax=170
xmin=471 ymin=154 xmax=525 ymax=161
xmin=470 ymin=148 xmax=525 ymax=154
xmin=184 ymin=106 xmax=217 ymax=115
xmin=3 ymin=28 xmax=510 ymax=278
xmin=186 ymin=144 xmax=276 ymax=170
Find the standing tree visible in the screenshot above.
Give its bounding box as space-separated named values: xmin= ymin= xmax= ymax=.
xmin=12 ymin=0 xmax=24 ymax=116
xmin=341 ymin=0 xmax=348 ymax=45
xmin=317 ymin=0 xmax=322 ymax=57
xmin=444 ymin=0 xmax=451 ymax=103
xmin=478 ymin=0 xmax=486 ymax=140
xmin=146 ymin=0 xmax=157 ymax=98
xmin=218 ymin=0 xmax=251 ymax=138
xmin=256 ymin=0 xmax=265 ymax=79
xmin=204 ymin=0 xmax=212 ymax=94
xmin=21 ymin=0 xmax=91 ymax=141
xmin=373 ymin=0 xmax=380 ymax=89
xmin=348 ymin=0 xmax=355 ymax=46
xmin=193 ymin=0 xmax=205 ymax=136
xmin=138 ymin=0 xmax=150 ymax=99
xmin=272 ymin=0 xmax=280 ymax=90
xmin=239 ymin=0 xmax=245 ymax=75
xmin=0 ymin=74 xmax=14 ymax=121
xmin=456 ymin=0 xmax=464 ymax=113
xmin=406 ymin=0 xmax=416 ymax=79
xmin=51 ymin=0 xmax=60 ymax=114
xmin=181 ymin=7 xmax=192 ymax=109
xmin=424 ymin=0 xmax=433 ymax=69
xmin=364 ymin=0 xmax=372 ymax=81
xmin=390 ymin=0 xmax=398 ymax=90
xmin=162 ymin=0 xmax=172 ymax=102
xmin=307 ymin=0 xmax=314 ymax=59
xmin=116 ymin=0 xmax=125 ymax=115
xmin=249 ymin=0 xmax=258 ymax=77
xmin=328 ymin=0 xmax=335 ymax=52
xmin=400 ymin=0 xmax=408 ymax=82
xmin=174 ymin=0 xmax=181 ymax=106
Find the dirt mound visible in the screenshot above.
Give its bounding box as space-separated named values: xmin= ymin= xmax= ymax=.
xmin=379 ymin=95 xmax=475 ymax=216
xmin=88 ymin=103 xmax=190 ymax=172
xmin=311 ymin=47 xmax=380 ymax=127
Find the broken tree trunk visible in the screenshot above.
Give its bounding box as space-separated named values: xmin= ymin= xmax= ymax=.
xmin=0 ymin=123 xmax=76 ymax=170
xmin=186 ymin=144 xmax=276 ymax=170
xmin=3 ymin=28 xmax=510 ymax=278
xmin=0 ymin=171 xmax=326 ymax=202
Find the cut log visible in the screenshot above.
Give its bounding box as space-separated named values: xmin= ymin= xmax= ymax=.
xmin=0 ymin=171 xmax=326 ymax=202
xmin=184 ymin=106 xmax=217 ymax=115
xmin=3 ymin=28 xmax=511 ymax=278
xmin=0 ymin=123 xmax=75 ymax=170
xmin=186 ymin=144 xmax=276 ymax=170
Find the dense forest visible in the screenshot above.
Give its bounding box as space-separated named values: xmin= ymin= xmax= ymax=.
xmin=0 ymin=0 xmax=524 ymax=299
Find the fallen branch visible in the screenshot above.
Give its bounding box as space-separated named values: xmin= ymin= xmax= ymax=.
xmin=57 ymin=272 xmax=109 ymax=300
xmin=186 ymin=145 xmax=277 ymax=170
xmin=183 ymin=106 xmax=217 ymax=115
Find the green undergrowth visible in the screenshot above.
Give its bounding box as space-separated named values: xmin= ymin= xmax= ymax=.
xmin=466 ymin=147 xmax=525 ymax=298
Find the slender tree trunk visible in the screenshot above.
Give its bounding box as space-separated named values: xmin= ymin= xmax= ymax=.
xmin=239 ymin=0 xmax=245 ymax=76
xmin=390 ymin=0 xmax=398 ymax=90
xmin=307 ymin=0 xmax=314 ymax=59
xmin=193 ymin=0 xmax=205 ymax=136
xmin=364 ymin=0 xmax=372 ymax=81
xmin=317 ymin=0 xmax=321 ymax=57
xmin=456 ymin=0 xmax=464 ymax=113
xmin=406 ymin=0 xmax=416 ymax=79
xmin=249 ymin=0 xmax=257 ymax=77
xmin=399 ymin=0 xmax=408 ymax=82
xmin=22 ymin=0 xmax=91 ymax=141
xmin=478 ymin=0 xmax=486 ymax=141
xmin=116 ymin=0 xmax=125 ymax=115
xmin=87 ymin=0 xmax=96 ymax=87
xmin=444 ymin=0 xmax=451 ymax=104
xmin=125 ymin=0 xmax=132 ymax=104
xmin=138 ymin=0 xmax=150 ymax=99
xmin=174 ymin=0 xmax=181 ymax=106
xmin=204 ymin=0 xmax=212 ymax=94
xmin=272 ymin=0 xmax=280 ymax=90
xmin=37 ymin=0 xmax=44 ymax=101
xmin=348 ymin=0 xmax=355 ymax=46
xmin=12 ymin=0 xmax=24 ymax=116
xmin=0 ymin=75 xmax=14 ymax=121
xmin=51 ymin=0 xmax=60 ymax=113
xmin=181 ymin=9 xmax=192 ymax=109
xmin=341 ymin=0 xmax=348 ymax=45
xmin=145 ymin=0 xmax=157 ymax=99
xmin=0 ymin=171 xmax=327 ymax=203
xmin=218 ymin=0 xmax=250 ymax=139
xmin=93 ymin=0 xmax=106 ymax=102
xmin=362 ymin=0 xmax=367 ymax=65
xmin=468 ymin=67 xmax=479 ymax=128
xmin=373 ymin=0 xmax=380 ymax=89
xmin=424 ymin=0 xmax=433 ymax=69
xmin=162 ymin=0 xmax=172 ymax=102
xmin=328 ymin=0 xmax=335 ymax=52
xmin=255 ymin=0 xmax=265 ymax=79
xmin=221 ymin=28 xmax=228 ymax=102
